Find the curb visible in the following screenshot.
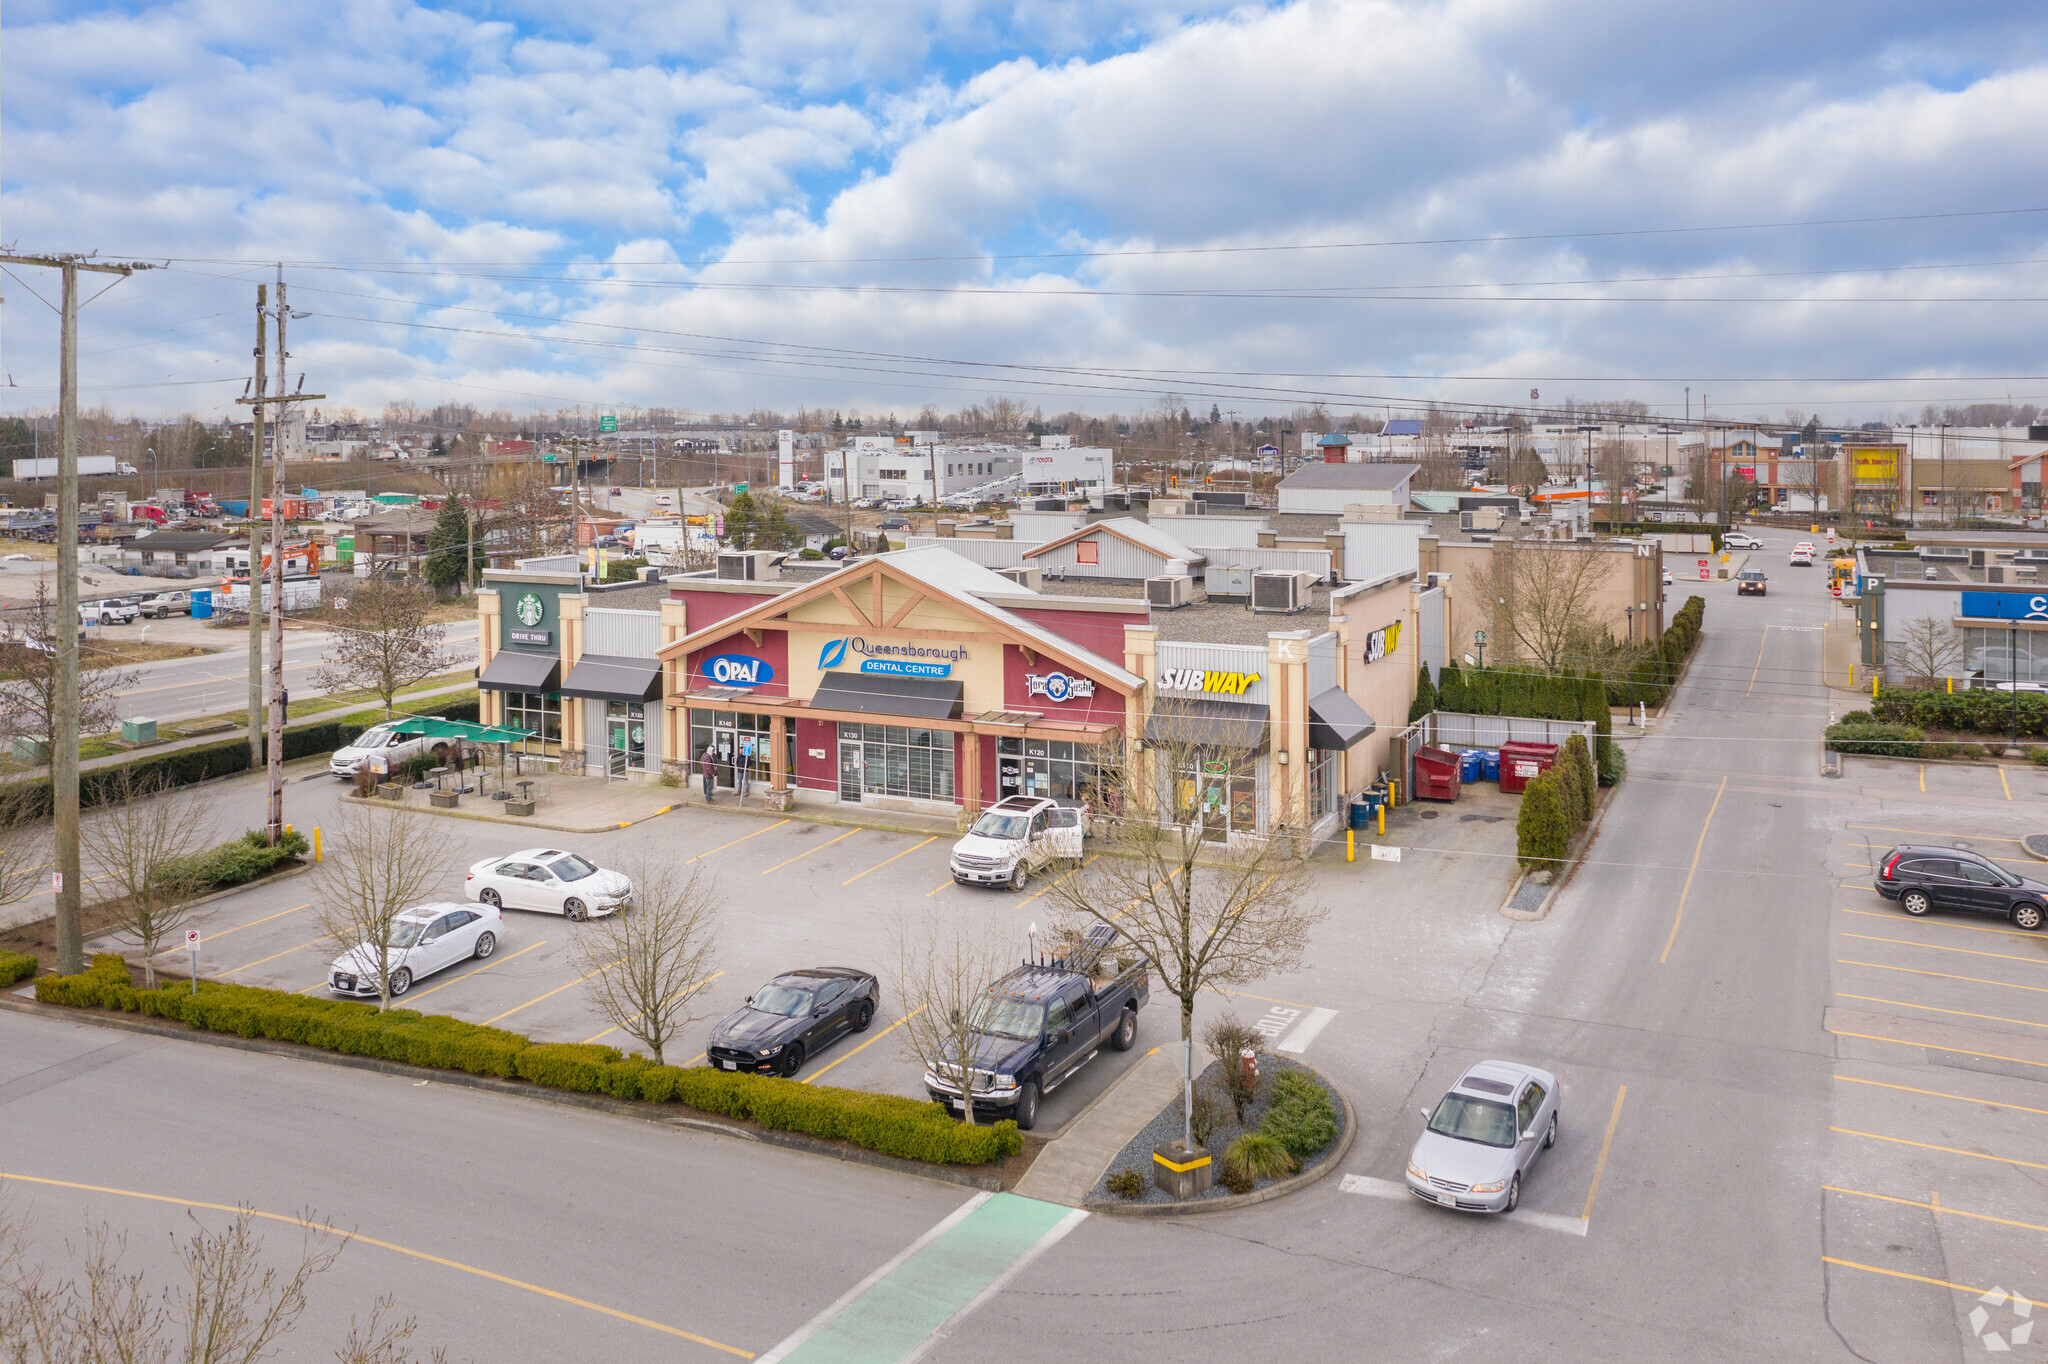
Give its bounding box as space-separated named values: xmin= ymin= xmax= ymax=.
xmin=1499 ymin=768 xmax=1624 ymax=923
xmin=1081 ymin=1079 xmax=1357 ymax=1217
xmin=2023 ymin=834 xmax=2048 ymax=863
xmin=341 ymin=793 xmax=685 ymax=836
xmin=677 ymin=794 xmax=960 ymax=841
xmin=0 ymin=992 xmax=1012 ymax=1193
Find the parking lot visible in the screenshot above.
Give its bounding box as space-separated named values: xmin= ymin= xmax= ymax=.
xmin=1818 ymin=753 xmax=2048 ymax=1353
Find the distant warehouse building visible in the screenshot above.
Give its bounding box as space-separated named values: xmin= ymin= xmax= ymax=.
xmin=1276 ymin=462 xmax=1419 ymax=516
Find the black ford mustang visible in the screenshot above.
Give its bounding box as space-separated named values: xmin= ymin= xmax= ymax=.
xmin=706 ymin=968 xmax=880 ymax=1077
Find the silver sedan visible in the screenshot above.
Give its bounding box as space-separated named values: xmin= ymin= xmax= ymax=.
xmin=1405 ymin=1061 xmax=1560 ymax=1213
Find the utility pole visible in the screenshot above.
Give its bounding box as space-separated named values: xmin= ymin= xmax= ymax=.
xmin=246 ymin=284 xmax=267 ymax=769
xmin=235 ymin=275 xmax=324 ymax=846
xmin=0 ymin=251 xmax=155 ymax=974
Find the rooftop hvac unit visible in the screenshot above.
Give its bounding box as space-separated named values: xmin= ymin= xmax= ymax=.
xmin=992 ymin=565 xmax=1042 ymax=591
xmin=1252 ymin=570 xmax=1314 ymax=613
xmin=1208 ymin=564 xmax=1255 ymax=601
xmin=1969 ymin=548 xmax=1988 ymax=569
xmin=715 ymin=550 xmax=782 ymax=581
xmin=1146 ymin=575 xmax=1194 ymax=609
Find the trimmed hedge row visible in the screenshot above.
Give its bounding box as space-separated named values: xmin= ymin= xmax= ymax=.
xmin=0 ymin=950 xmax=34 ymax=986
xmin=1872 ymin=687 xmax=2048 ymax=739
xmin=1515 ymin=766 xmax=1576 ymax=870
xmin=1622 ymin=594 xmax=1707 ymax=708
xmin=1825 ymin=717 xmax=1927 ymax=756
xmin=1431 ymin=665 xmax=1621 ymax=786
xmin=164 ymin=829 xmax=311 ymax=891
xmin=1259 ymin=1067 xmax=1338 ymax=1160
xmin=36 ymin=956 xmax=1022 ymax=1167
xmin=5 ymin=699 xmax=483 ymax=818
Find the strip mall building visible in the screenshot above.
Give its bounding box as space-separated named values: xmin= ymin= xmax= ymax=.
xmin=476 ymin=545 xmax=1431 ymax=841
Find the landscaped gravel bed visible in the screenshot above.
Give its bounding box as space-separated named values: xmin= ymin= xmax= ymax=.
xmin=1088 ymin=1055 xmax=1345 ymax=1206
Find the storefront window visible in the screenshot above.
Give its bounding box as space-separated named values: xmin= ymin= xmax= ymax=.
xmin=1962 ymin=627 xmax=2048 ymax=684
xmin=1000 ymin=737 xmax=1101 ymax=805
xmin=691 ymin=712 xmax=795 ymax=790
xmin=503 ymin=692 xmax=561 ymax=751
xmin=838 ymin=722 xmax=954 ymax=802
xmin=1308 ymin=748 xmax=1337 ymax=821
xmin=1171 ymin=753 xmax=1258 ymax=842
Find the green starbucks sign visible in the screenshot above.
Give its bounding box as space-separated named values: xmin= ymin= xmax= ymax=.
xmin=508 ymin=591 xmax=551 ymax=646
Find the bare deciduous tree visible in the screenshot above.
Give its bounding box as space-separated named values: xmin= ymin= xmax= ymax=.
xmin=0 ymin=1202 xmax=448 ymax=1363
xmin=0 ymin=785 xmax=50 ymax=921
xmin=892 ymin=906 xmax=1023 ymax=1128
xmin=1474 ymin=536 xmax=1616 ymax=673
xmin=1045 ymin=731 xmax=1323 ymax=1146
xmin=0 ymin=580 xmax=141 ymax=747
xmin=81 ymin=769 xmax=212 ymax=988
xmin=316 ymin=804 xmax=445 ymax=1010
xmin=314 ymin=582 xmax=453 ymax=718
xmin=573 ymin=863 xmax=719 ymax=1065
xmin=1782 ymin=455 xmax=1830 ymax=517
xmin=1892 ymin=616 xmax=1964 ymax=689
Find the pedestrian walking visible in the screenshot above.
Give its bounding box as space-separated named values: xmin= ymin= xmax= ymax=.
xmin=699 ymin=745 xmax=717 ymax=803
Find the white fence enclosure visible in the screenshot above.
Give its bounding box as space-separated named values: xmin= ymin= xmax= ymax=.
xmin=1420 ymin=711 xmax=1596 ymax=751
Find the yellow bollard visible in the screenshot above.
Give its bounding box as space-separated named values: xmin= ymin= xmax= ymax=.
xmin=1947 ymin=676 xmax=1953 ymax=695
xmin=1873 ymin=673 xmax=1879 ymax=699
xmin=1346 ymin=828 xmax=1355 ymax=863
xmin=313 ymin=827 xmax=322 ymax=862
xmin=284 ymin=824 xmax=292 ymax=835
xmin=1377 ymin=805 xmax=1386 ymax=836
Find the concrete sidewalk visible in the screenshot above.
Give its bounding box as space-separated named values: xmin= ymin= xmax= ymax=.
xmin=366 ymin=770 xmax=684 ymax=833
xmin=1014 ymin=1046 xmax=1185 ymax=1207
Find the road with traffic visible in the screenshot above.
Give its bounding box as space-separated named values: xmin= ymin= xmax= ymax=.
xmin=6 ymin=524 xmax=2046 ymax=1361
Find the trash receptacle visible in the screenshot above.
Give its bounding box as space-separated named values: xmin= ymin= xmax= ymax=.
xmin=1482 ymin=750 xmax=1501 ymax=783
xmin=1458 ymin=749 xmax=1484 ymax=783
xmin=190 ymin=588 xmax=213 ymax=620
xmin=1413 ymin=746 xmax=1462 ymax=801
xmin=1497 ymin=741 xmax=1559 ymax=794
xmin=1349 ymin=797 xmax=1374 ymax=829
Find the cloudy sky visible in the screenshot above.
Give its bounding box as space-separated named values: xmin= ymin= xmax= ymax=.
xmin=3 ymin=0 xmax=2045 ymax=426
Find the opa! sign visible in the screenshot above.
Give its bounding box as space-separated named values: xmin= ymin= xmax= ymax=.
xmin=702 ymin=654 xmax=774 ymax=688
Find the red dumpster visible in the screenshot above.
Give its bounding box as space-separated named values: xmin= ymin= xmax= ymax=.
xmin=1413 ymin=746 xmax=1462 ymax=802
xmin=1497 ymin=741 xmax=1559 ymax=794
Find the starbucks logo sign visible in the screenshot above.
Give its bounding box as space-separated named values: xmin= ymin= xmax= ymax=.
xmin=514 ymin=593 xmax=545 ymax=628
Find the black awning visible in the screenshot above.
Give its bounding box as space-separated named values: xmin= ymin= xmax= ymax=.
xmin=477 ymin=648 xmax=560 ymax=693
xmin=1144 ymin=698 xmax=1270 ymax=750
xmin=1307 ymin=687 xmax=1375 ymax=751
xmin=560 ymin=654 xmax=662 ymax=702
xmin=812 ymin=671 xmax=964 ymax=720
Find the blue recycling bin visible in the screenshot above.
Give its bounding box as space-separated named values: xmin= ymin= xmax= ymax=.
xmin=1482 ymin=750 xmax=1501 ymax=783
xmin=190 ymin=588 xmax=213 ymax=620
xmin=1458 ymin=749 xmax=1484 ymax=783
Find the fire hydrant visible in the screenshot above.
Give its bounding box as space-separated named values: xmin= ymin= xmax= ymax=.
xmin=1240 ymin=1046 xmax=1259 ymax=1089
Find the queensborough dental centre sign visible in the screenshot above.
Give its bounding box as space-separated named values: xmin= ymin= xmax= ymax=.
xmin=818 ymin=636 xmax=971 ymax=679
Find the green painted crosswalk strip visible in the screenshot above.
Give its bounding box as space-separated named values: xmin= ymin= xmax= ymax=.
xmin=767 ymin=1193 xmax=1082 ymax=1363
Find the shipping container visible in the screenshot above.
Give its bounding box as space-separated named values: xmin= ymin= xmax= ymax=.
xmin=13 ymin=454 xmax=116 ymax=480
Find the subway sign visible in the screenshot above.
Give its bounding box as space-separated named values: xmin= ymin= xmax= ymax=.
xmin=1158 ymin=667 xmax=1262 ymax=696
xmin=1363 ymin=620 xmax=1403 ymax=663
xmin=702 ymin=654 xmax=774 ymax=687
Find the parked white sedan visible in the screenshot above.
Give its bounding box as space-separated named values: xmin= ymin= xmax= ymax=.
xmin=327 ymin=901 xmax=502 ymax=999
xmin=465 ymin=848 xmax=633 ymax=920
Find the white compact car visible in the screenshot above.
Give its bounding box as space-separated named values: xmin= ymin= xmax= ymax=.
xmin=466 ymin=849 xmax=633 ymax=920
xmin=1406 ymin=1060 xmax=1561 ymax=1214
xmin=328 ymin=901 xmax=501 ymax=999
xmin=948 ymin=796 xmax=1084 ymax=891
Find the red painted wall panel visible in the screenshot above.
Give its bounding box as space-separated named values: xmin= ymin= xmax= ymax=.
xmin=1002 ymin=645 xmax=1127 ymax=726
xmin=684 ymin=629 xmax=789 ymax=697
xmin=795 ymin=717 xmax=837 ymax=799
xmin=1001 ymin=606 xmax=1135 ymax=662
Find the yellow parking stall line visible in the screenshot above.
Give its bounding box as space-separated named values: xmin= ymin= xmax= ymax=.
xmin=1836 ymin=992 xmax=2048 ymax=1031
xmin=584 ymin=971 xmax=724 ymax=1044
xmin=1842 ymin=906 xmax=2046 ymax=940
xmin=843 ymin=836 xmax=938 ymax=886
xmin=1581 ymin=1084 xmax=1628 ymax=1222
xmin=484 ymin=957 xmax=621 ymax=1026
xmin=1827 ymin=1184 xmax=2048 ymax=1237
xmin=1015 ymin=853 xmax=1099 ymax=908
xmin=803 ymin=1003 xmax=925 ymax=1085
xmin=1822 ymin=1257 xmax=2034 ymax=1308
xmin=1829 ymin=1030 xmax=2048 ymax=1072
xmin=1212 ymin=985 xmax=1321 ymax=1012
xmin=1744 ymin=626 xmax=1769 ymax=699
xmin=2001 ymin=766 xmax=2013 ymax=800
xmin=1832 ymin=1126 xmax=2048 ymax=1172
xmin=1849 ymin=824 xmax=2024 ymax=844
xmin=0 ymin=1173 xmax=754 ymax=1357
xmin=925 ymin=878 xmax=955 ymax=897
xmin=1838 ymin=959 xmax=2048 ymax=996
xmin=152 ymin=902 xmax=311 ymax=952
xmin=1834 ymin=1074 xmax=2048 ymax=1118
xmin=1918 ymin=765 xmax=1926 ymax=792
xmin=684 ymin=819 xmax=790 ymax=864
xmin=759 ymin=828 xmax=860 ymax=876
xmin=224 ymin=937 xmax=325 ymax=976
xmin=408 ymin=939 xmax=548 ymax=1001
xmin=1842 ymin=932 xmax=2048 ymax=967
xmin=1850 ymin=845 xmax=2037 ymax=868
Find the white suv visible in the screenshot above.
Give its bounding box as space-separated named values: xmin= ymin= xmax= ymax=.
xmin=329 ymin=720 xmax=462 ymax=779
xmin=949 ymin=796 xmax=1085 ymax=891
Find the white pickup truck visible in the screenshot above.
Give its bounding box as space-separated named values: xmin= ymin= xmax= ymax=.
xmin=79 ymin=599 xmax=139 ymax=626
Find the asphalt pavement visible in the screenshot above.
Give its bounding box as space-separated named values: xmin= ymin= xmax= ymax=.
xmin=8 ymin=525 xmax=2047 ymax=1361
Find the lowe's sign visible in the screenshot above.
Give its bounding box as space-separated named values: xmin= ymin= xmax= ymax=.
xmin=1960 ymin=591 xmax=2048 ymax=622
xmin=703 ymin=654 xmax=774 ymax=688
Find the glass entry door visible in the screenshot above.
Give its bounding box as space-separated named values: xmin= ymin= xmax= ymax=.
xmin=605 ymin=701 xmax=646 ymax=777
xmin=838 ymin=736 xmax=863 ymax=801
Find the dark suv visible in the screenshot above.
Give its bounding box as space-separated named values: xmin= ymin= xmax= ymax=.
xmin=1736 ymin=570 xmax=1767 ymax=596
xmin=1875 ymin=846 xmax=2047 ymax=930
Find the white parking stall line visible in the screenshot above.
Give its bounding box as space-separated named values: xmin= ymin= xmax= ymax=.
xmin=1339 ymin=1174 xmax=1589 ymax=1237
xmin=1276 ymin=1006 xmax=1338 ymax=1054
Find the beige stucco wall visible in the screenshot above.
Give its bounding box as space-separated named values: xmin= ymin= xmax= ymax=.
xmin=1433 ymin=538 xmax=1665 ymax=657
xmin=1331 ymin=576 xmax=1420 ymax=791
xmin=782 ymin=582 xmax=1009 ymax=709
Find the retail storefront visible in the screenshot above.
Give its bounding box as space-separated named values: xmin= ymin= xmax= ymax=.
xmin=477 ymin=565 xmax=682 ymax=782
xmin=659 ymin=552 xmax=1138 ymax=816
